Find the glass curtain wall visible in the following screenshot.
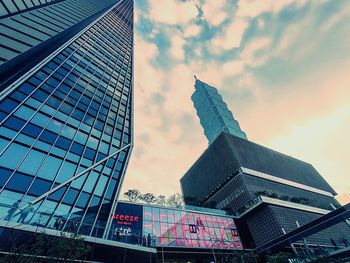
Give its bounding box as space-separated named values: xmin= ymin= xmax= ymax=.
xmin=0 ymin=0 xmax=133 ymax=239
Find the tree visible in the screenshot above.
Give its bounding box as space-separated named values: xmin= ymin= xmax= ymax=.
xmin=0 ymin=230 xmax=91 ymax=263
xmin=156 ymin=195 xmax=167 ymax=206
xmin=139 ymin=193 xmax=157 ymax=204
xmin=123 ymin=189 xmax=140 ymax=202
xmin=266 ymin=252 xmax=290 ymax=263
xmin=167 ymin=193 xmax=184 ymax=208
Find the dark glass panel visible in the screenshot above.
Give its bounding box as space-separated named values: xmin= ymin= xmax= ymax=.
xmin=48 ymin=186 xmax=67 ymax=201
xmin=3 ymin=116 xmax=26 ymax=131
xmin=46 ymin=96 xmax=61 ymax=108
xmin=105 ymin=179 xmax=117 ymax=200
xmin=6 ymin=172 xmax=33 ymax=192
xmin=39 ymin=130 xmax=57 ymax=144
xmin=70 ymin=142 xmax=84 ymax=155
xmin=55 ymin=136 xmax=71 ymax=150
xmin=83 ymin=148 xmax=95 ymax=160
xmin=22 ymin=123 xmax=43 ymax=138
xmin=96 ymin=152 xmax=106 ymax=162
xmin=32 ymin=89 xmax=50 ymax=103
xmin=62 ymin=188 xmax=79 ymax=205
xmin=76 ymin=192 xmax=90 ymax=208
xmin=11 ymin=91 xmax=27 ymax=102
xmin=0 ymin=111 xmax=6 ymax=122
xmin=0 ymin=98 xmax=19 ymax=114
xmin=28 ymin=178 xmax=52 ymax=196
xmin=18 ymin=82 xmax=36 ymax=95
xmin=0 ymin=167 xmax=13 ymax=187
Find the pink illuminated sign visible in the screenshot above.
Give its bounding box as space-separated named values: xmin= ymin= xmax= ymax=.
xmin=142 ymin=208 xmax=243 ymax=249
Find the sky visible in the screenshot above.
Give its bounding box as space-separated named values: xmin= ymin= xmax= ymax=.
xmin=120 ymin=0 xmax=350 ymax=204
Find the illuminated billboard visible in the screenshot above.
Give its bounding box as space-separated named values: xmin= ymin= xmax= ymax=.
xmin=143 ymin=206 xmax=243 ymax=249
xmin=111 ymin=202 xmax=143 ymax=244
xmin=112 ymin=202 xmax=243 ymax=249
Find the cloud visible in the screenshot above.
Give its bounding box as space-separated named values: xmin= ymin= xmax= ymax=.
xmin=222 ymin=60 xmax=245 ymax=77
xmin=147 ymin=0 xmax=198 ymax=25
xmin=122 ymin=0 xmax=350 ymax=201
xmin=170 ymin=34 xmax=185 ymax=61
xmin=320 ymin=2 xmax=350 ymax=32
xmin=241 ymin=37 xmax=272 ymax=66
xmin=184 ymin=23 xmax=201 ymax=37
xmin=268 ymin=104 xmax=350 ymax=198
xmin=236 ymin=0 xmax=305 ymax=18
xmin=210 ymin=18 xmax=249 ymax=51
xmin=202 ymin=0 xmax=228 ymax=26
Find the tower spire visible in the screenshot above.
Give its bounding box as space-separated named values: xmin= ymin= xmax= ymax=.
xmin=191 ymin=78 xmax=247 ymax=144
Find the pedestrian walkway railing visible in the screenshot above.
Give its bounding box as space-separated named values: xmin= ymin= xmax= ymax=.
xmin=0 ymin=195 xmax=156 ymax=248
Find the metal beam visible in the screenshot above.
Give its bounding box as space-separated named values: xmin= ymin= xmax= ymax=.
xmin=255 ymin=203 xmax=350 ymax=253
xmin=29 ymin=143 xmax=132 ymax=206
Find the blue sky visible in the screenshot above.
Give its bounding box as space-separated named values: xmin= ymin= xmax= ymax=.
xmin=121 ymin=0 xmax=350 ymax=204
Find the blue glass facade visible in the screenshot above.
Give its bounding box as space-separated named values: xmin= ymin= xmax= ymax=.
xmin=0 ymin=0 xmax=133 ymax=239
xmin=109 ymin=201 xmax=244 ymax=250
xmin=192 ymin=78 xmax=247 ymax=144
xmin=0 ymin=0 xmax=117 ymax=66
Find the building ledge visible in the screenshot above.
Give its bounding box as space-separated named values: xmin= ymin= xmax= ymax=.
xmin=236 ymin=196 xmax=331 ymax=218
xmin=261 ymin=196 xmax=331 ymax=215
xmin=0 ymin=220 xmax=157 ymax=253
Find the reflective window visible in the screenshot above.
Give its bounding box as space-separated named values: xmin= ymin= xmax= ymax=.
xmin=0 ymin=167 xmax=12 ymax=187
xmin=28 ymin=178 xmax=52 ymax=196
xmin=37 ymin=155 xmax=62 ymax=180
xmin=6 ymin=172 xmax=33 ymax=192
xmin=0 ymin=143 xmax=28 ymax=170
xmin=18 ymin=149 xmax=46 ymax=175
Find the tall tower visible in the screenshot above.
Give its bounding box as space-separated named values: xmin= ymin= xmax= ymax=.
xmin=0 ymin=0 xmax=133 ymax=239
xmin=192 ymin=77 xmax=247 ymax=144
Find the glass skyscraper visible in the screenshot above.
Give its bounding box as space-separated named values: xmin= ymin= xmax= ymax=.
xmin=191 ymin=77 xmax=247 ymax=144
xmin=0 ymin=0 xmax=133 ymax=239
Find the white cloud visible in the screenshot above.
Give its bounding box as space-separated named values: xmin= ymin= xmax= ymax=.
xmin=125 ymin=0 xmax=350 ymax=200
xmin=184 ymin=24 xmax=201 ymax=37
xmin=210 ymin=18 xmax=249 ymax=50
xmin=202 ymin=0 xmax=228 ymax=26
xmin=237 ymin=0 xmax=303 ymax=18
xmin=241 ymin=37 xmax=271 ymax=66
xmin=268 ymin=104 xmax=350 ymax=198
xmin=170 ymin=34 xmax=185 ymax=61
xmin=257 ymin=18 xmax=265 ymax=29
xmin=221 ymin=60 xmax=245 ymax=76
xmin=320 ymin=2 xmax=350 ymax=32
xmin=148 ymin=0 xmax=198 ymax=25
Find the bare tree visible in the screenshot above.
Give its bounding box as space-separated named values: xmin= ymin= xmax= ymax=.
xmin=123 ymin=189 xmax=140 ymax=202
xmin=156 ymin=195 xmax=166 ymax=206
xmin=139 ymin=193 xmax=157 ymax=204
xmin=167 ymin=193 xmax=184 ymax=208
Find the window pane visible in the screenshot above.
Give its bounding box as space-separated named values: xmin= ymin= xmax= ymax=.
xmin=18 ymin=149 xmax=46 ymax=175
xmin=37 ymin=155 xmax=62 ymax=180
xmin=0 ymin=143 xmax=28 ymax=170
xmin=28 ymin=178 xmax=52 ymax=196
xmin=6 ymin=172 xmax=33 ymax=192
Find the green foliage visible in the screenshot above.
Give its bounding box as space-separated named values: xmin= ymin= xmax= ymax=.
xmin=138 ymin=193 xmax=157 ymax=204
xmin=156 ymin=195 xmax=167 ymax=206
xmin=167 ymin=193 xmax=184 ymax=208
xmin=123 ymin=189 xmax=140 ymax=202
xmin=0 ymin=231 xmax=91 ymax=263
xmin=266 ymin=252 xmax=290 ymax=263
xmin=311 ymin=255 xmax=344 ymax=263
xmin=254 ymin=190 xmax=338 ymax=211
